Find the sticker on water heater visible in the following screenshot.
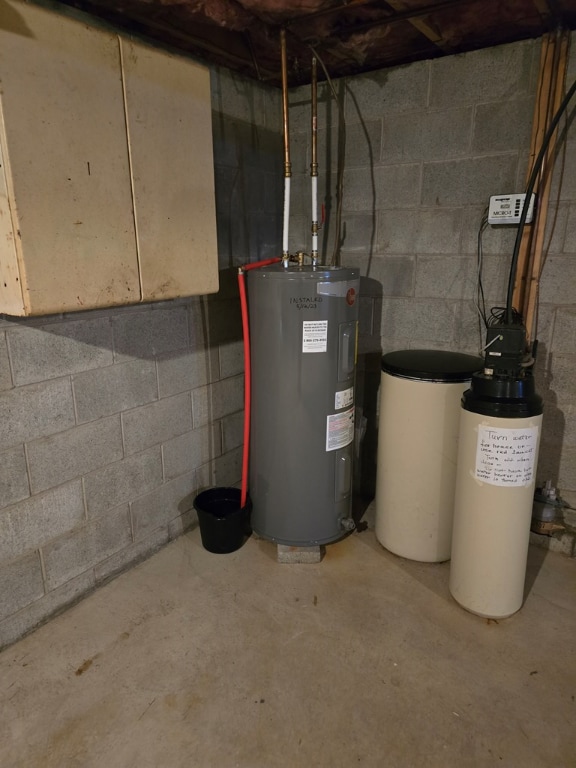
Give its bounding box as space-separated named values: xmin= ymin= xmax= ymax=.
xmin=326 ymin=406 xmax=355 ymax=452
xmin=335 ymin=387 xmax=354 ymax=410
xmin=316 ymin=279 xmax=360 ymax=299
xmin=302 ymin=320 xmax=328 ymax=353
xmin=475 ymin=425 xmax=539 ymax=487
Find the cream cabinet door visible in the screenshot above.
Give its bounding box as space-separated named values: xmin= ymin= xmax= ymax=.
xmin=121 ymin=39 xmax=219 ymax=300
xmin=0 ymin=1 xmax=218 ymax=316
xmin=0 ymin=0 xmax=140 ymax=315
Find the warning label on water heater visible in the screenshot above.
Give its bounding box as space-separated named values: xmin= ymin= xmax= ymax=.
xmin=326 ymin=407 xmax=355 ymax=452
xmin=335 ymin=387 xmax=354 ymax=410
xmin=302 ymin=320 xmax=328 ymax=353
xmin=475 ymin=425 xmax=539 ymax=487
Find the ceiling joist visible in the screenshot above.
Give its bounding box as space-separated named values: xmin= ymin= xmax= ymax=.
xmin=54 ymin=0 xmax=576 ymax=86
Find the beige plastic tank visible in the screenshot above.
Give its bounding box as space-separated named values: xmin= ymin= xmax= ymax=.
xmin=375 ymin=350 xmax=483 ymax=562
xmin=450 ymin=395 xmax=542 ymax=619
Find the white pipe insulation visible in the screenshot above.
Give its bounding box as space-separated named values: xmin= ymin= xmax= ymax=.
xmin=282 ymin=176 xmax=291 ymax=258
xmin=311 ymin=175 xmax=318 ymax=262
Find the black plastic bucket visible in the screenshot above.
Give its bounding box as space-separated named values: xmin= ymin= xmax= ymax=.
xmin=193 ymin=487 xmax=251 ymax=554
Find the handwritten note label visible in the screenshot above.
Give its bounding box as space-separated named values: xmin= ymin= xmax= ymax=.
xmin=475 ymin=425 xmax=539 ymax=487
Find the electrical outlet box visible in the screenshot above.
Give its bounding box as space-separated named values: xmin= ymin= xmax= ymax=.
xmin=488 ymin=193 xmax=535 ymax=225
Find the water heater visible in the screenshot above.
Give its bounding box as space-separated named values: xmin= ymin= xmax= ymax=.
xmin=247 ymin=264 xmax=360 ymax=545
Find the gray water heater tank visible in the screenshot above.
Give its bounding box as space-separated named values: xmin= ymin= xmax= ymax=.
xmin=247 ymin=264 xmax=360 ymax=545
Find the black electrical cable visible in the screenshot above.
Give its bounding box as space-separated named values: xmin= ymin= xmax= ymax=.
xmin=489 ymin=306 xmax=523 ymax=326
xmin=506 ymin=75 xmax=576 ymax=325
xmin=475 ymin=212 xmax=489 ymax=351
xmin=307 ymin=43 xmax=346 ymax=267
xmin=476 ymin=212 xmax=488 ymax=327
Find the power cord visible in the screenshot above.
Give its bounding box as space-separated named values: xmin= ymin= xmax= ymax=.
xmin=475 ymin=209 xmax=489 ymax=350
xmin=307 ymin=43 xmax=346 ymax=267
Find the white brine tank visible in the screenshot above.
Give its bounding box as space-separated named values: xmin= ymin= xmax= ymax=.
xmin=375 ymin=350 xmax=483 ymax=563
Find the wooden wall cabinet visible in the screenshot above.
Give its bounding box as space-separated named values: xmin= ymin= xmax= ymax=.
xmin=0 ymin=0 xmax=218 ymax=316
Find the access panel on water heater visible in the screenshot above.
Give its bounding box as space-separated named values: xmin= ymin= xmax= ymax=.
xmin=338 ymin=322 xmax=357 ymax=381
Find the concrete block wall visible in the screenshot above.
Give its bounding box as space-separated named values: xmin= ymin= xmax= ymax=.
xmin=290 ymin=37 xmax=576 ymax=512
xmin=211 ymin=68 xmax=283 ymax=267
xmin=532 ymin=33 xmax=576 ymax=522
xmin=2 ymin=28 xmax=574 ymax=648
xmin=0 ymin=67 xmax=282 ymax=649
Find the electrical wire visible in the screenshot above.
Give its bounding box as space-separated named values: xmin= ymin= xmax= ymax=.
xmin=475 ymin=209 xmax=489 ymax=350
xmin=506 ymin=75 xmax=576 ymax=324
xmin=514 ymin=28 xmax=574 ymax=342
xmin=539 ymin=97 xmax=576 ymax=284
xmin=306 ymin=43 xmax=346 ymax=266
xmin=521 ymin=34 xmax=550 ymax=326
xmin=488 ymin=306 xmax=524 ymax=326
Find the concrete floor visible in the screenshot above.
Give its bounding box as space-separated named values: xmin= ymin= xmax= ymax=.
xmin=1 ymin=512 xmax=575 ymax=768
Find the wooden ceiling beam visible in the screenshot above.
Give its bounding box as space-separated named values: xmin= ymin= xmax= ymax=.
xmin=287 ymin=0 xmax=473 ymax=45
xmin=284 ymin=0 xmax=380 ymax=27
xmin=383 ymin=0 xmax=454 ymax=54
xmin=531 ymin=0 xmax=552 ymax=14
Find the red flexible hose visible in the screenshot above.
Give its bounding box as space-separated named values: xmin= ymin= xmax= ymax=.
xmin=242 ymin=257 xmax=282 ymax=272
xmin=238 ymin=270 xmax=251 ymax=509
xmin=238 ymin=257 xmax=281 ymax=509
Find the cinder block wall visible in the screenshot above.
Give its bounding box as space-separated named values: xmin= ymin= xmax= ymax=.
xmin=2 ymin=33 xmax=575 ymax=649
xmin=0 ymin=67 xmax=282 ymax=649
xmin=290 ymin=37 xmax=576 ymax=517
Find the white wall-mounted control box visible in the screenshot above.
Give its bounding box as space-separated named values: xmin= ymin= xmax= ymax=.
xmin=488 ymin=193 xmax=536 ymax=225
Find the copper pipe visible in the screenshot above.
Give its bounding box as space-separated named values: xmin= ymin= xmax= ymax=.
xmin=311 ymin=57 xmax=318 ymax=177
xmin=280 ymin=29 xmax=292 ymax=263
xmin=311 ymin=56 xmax=319 ymax=264
xmin=523 ymin=30 xmax=570 ymax=343
xmin=281 ymin=28 xmax=291 ymax=180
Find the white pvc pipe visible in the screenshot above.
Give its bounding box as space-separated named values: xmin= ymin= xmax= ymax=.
xmin=282 ymin=176 xmax=291 ymax=257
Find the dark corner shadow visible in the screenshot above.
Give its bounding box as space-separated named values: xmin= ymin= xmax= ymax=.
xmin=201 ymin=265 xmax=244 ymax=343
xmin=523 ymin=543 xmax=549 ymax=603
xmin=521 ymin=105 xmax=576 ymax=598
xmin=1 ymin=264 xmax=244 ymax=360
xmin=362 ymin=530 xmax=455 ymax=605
xmin=353 ymin=275 xmax=383 ymax=528
xmin=178 ymin=490 xmax=199 ymax=534
xmin=343 ymin=83 xmax=377 ymax=278
xmin=523 ymin=342 xmax=565 ymax=601
xmin=0 ymin=0 xmax=34 ymax=37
